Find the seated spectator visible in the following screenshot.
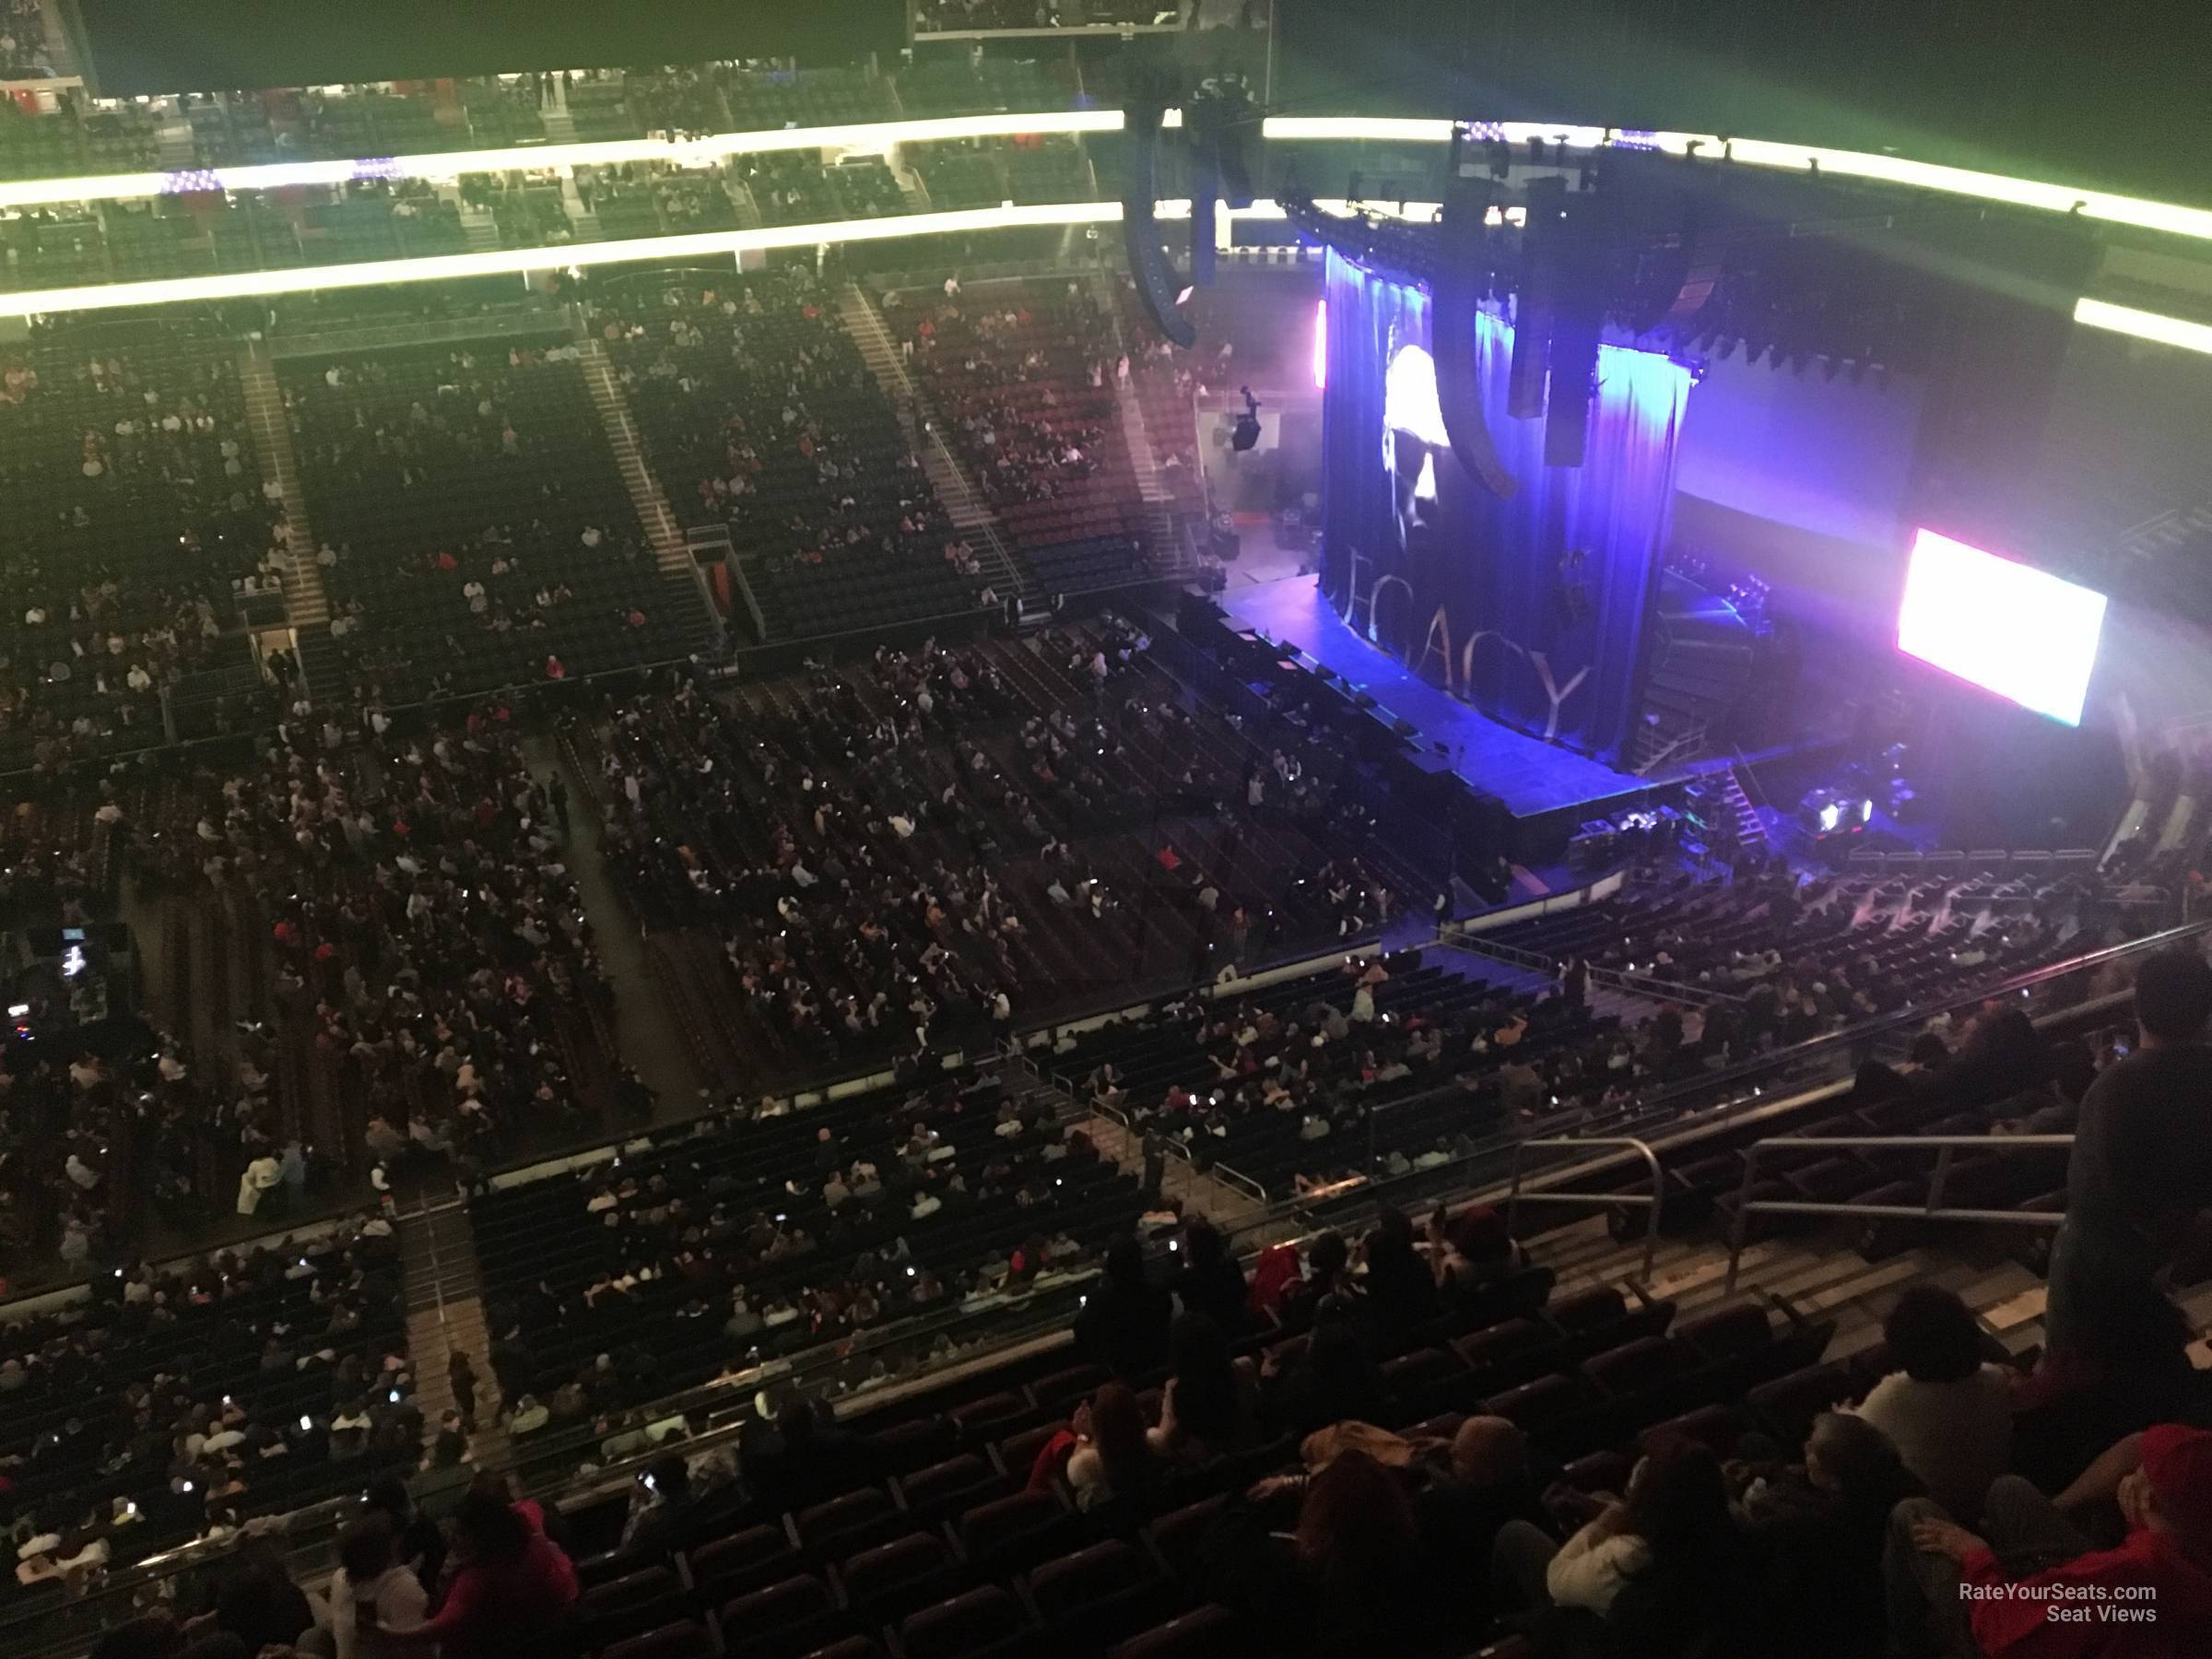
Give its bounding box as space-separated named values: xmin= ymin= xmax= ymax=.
xmin=1213 ymin=1450 xmax=1430 ymax=1659
xmin=1173 ymin=1215 xmax=1249 ymax=1333
xmin=1414 ymin=1416 xmax=1552 ymax=1582
xmin=1887 ymin=1424 xmax=2212 ymax=1658
xmin=1262 ymin=1306 xmax=1385 ymax=1441
xmin=1054 ymin=1381 xmax=1160 ymax=1513
xmin=324 ymin=1512 xmax=429 ymax=1659
xmin=1358 ymin=1206 xmax=1440 ymax=1352
xmin=1148 ymin=1312 xmax=1257 ymax=1463
xmin=1738 ymin=1412 xmax=1921 ymax=1659
xmin=618 ymin=1453 xmax=695 ymax=1559
xmin=1074 ymin=1238 xmax=1172 ymax=1377
xmin=1852 ymin=1286 xmax=2014 ymax=1519
xmin=377 ymin=1488 xmax=577 ymax=1654
xmin=1429 ymin=1204 xmax=1524 ymax=1298
xmin=1492 ymin=1439 xmax=1767 ymax=1655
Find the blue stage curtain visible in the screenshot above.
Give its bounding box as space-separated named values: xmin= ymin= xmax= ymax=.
xmin=1320 ymin=250 xmax=1692 ymax=761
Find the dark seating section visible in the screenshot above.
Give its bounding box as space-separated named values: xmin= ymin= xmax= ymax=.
xmin=724 ymin=67 xmax=895 ymax=130
xmin=897 ymin=54 xmax=1067 ymax=116
xmin=909 ymin=142 xmax=1007 ymax=211
xmin=569 ymin=618 xmax=1423 ymax=1090
xmin=0 ymin=319 xmax=277 ymax=770
xmin=893 ymin=278 xmax=1151 ymax=579
xmin=281 ymin=335 xmax=707 ymax=704
xmin=526 ymin=1211 xmax=1851 ymax=1659
xmin=1055 ymin=942 xmax=1623 ymax=1200
xmin=590 ymin=266 xmax=976 ymax=641
xmin=471 ymin=1064 xmax=1141 ymax=1425
xmin=0 ymin=1219 xmax=416 ymax=1586
xmin=300 ymin=89 xmax=465 ymax=159
xmin=1487 ymin=860 xmax=2117 ymax=1016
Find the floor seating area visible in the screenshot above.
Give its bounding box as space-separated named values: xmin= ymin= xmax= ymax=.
xmin=281 ymin=335 xmax=706 ymax=704
xmin=592 ymin=267 xmax=975 ymax=641
xmin=0 ymin=320 xmax=276 ymax=769
xmin=569 ymin=618 xmax=1428 ymax=1092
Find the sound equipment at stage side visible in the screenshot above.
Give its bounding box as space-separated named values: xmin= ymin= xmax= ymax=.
xmin=1432 ymin=150 xmax=1518 ymax=499
xmin=1120 ymin=92 xmax=1197 ymax=349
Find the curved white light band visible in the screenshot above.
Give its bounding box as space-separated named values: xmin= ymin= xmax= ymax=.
xmin=0 ymin=110 xmax=2203 ymax=249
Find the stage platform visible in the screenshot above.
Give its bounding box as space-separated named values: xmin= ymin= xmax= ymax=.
xmin=1219 ymin=577 xmax=1670 ymax=822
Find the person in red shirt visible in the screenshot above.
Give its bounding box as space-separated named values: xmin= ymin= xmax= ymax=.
xmin=1888 ymin=1423 xmax=2212 ymax=1656
xmin=380 ymin=1490 xmax=576 ymax=1657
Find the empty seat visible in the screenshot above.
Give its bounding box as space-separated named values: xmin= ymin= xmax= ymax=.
xmin=600 ymin=1619 xmax=717 ymax=1659
xmin=1547 ymin=1285 xmax=1627 ymax=1333
xmin=959 ymin=1488 xmax=1080 ymax=1573
xmin=686 ymin=1524 xmax=800 ymax=1604
xmin=1483 ymin=1373 xmax=1581 ymax=1433
xmin=1675 ymin=1302 xmax=1775 ymax=1363
xmin=899 ymin=1584 xmax=1039 ymax=1659
xmin=838 ymin=1532 xmax=961 ymax=1622
xmin=1108 ymin=1605 xmax=1248 ymax=1659
xmin=952 ymin=1391 xmax=1033 ymax=1441
xmin=864 ymin=1416 xmax=957 ymax=1476
xmin=899 ymin=1453 xmax=1009 ymax=1520
xmin=720 ymin=1575 xmax=845 ymax=1659
xmin=1582 ymin=1335 xmax=1678 ymax=1398
xmin=580 ymin=1565 xmax=688 ymax=1648
xmin=1747 ymin=1362 xmax=1853 ymax=1451
xmin=1144 ymin=1493 xmax=1229 ymax=1583
xmin=796 ymin=1488 xmax=906 ymax=1558
xmin=1028 ymin=1363 xmax=1110 ymax=1412
xmin=1026 ymin=1538 xmax=1175 ymax=1645
xmin=1638 ymin=1404 xmax=1741 ymax=1456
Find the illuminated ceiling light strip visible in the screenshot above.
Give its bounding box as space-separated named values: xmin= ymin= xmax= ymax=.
xmin=2074 ymin=296 xmax=2212 ymax=357
xmin=0 ymin=109 xmax=1130 ymax=210
xmin=0 ymin=200 xmax=1123 ymax=319
xmin=5 ymin=108 xmax=2206 ymax=249
xmin=1253 ymin=118 xmax=2212 ymax=245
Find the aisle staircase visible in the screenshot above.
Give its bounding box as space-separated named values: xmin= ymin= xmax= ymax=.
xmin=575 ymin=336 xmax=690 ymax=580
xmin=239 ymin=344 xmax=330 ymax=629
xmin=458 ymin=205 xmax=500 ymax=253
xmin=1090 ymin=274 xmax=1189 ymax=581
xmin=837 ymin=281 xmax=1027 ymax=599
xmin=398 ymin=1191 xmax=500 ymax=1456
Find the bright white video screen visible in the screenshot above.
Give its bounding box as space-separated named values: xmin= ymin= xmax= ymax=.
xmin=1897 ymin=529 xmax=2108 ymax=725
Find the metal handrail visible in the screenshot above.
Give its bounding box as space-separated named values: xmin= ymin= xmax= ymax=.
xmin=1724 ymin=1133 xmax=2075 ymax=1290
xmin=1506 ymin=1135 xmax=1666 ymax=1280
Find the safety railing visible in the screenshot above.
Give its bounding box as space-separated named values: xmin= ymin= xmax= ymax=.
xmin=1504 ymin=1135 xmax=1666 ymax=1280
xmin=1724 ymin=1134 xmax=2074 ymax=1291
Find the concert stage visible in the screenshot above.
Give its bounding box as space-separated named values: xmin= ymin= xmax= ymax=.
xmin=1221 ymin=577 xmax=1685 ymax=826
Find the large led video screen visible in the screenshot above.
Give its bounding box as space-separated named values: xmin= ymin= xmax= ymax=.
xmin=1897 ymin=528 xmax=2107 ymax=725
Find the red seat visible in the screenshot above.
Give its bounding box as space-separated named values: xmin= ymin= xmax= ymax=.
xmin=796 ymin=1488 xmax=904 ymax=1558
xmin=1582 ymin=1335 xmax=1678 ymax=1398
xmin=899 ymin=1584 xmax=1037 ymax=1659
xmin=600 ymin=1619 xmax=716 ymax=1659
xmin=959 ymin=1488 xmax=1078 ymax=1572
xmin=1109 ymin=1605 xmax=1248 ymax=1659
xmin=1675 ymin=1302 xmax=1774 ymax=1362
xmin=685 ymin=1524 xmax=797 ymax=1604
xmin=838 ymin=1532 xmax=959 ymax=1622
